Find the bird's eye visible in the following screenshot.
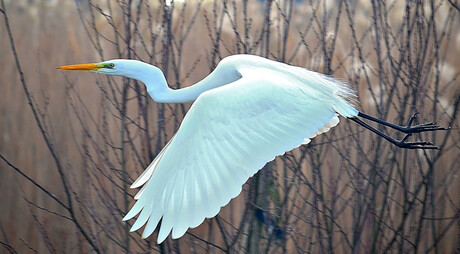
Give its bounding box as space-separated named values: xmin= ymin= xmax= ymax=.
xmin=107 ymin=63 xmax=115 ymax=68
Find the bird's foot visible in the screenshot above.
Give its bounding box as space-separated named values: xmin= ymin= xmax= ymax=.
xmin=394 ymin=133 xmax=441 ymax=150
xmin=400 ymin=112 xmax=448 ymax=134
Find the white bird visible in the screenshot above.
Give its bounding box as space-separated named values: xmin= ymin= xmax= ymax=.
xmin=58 ymin=54 xmax=443 ymax=243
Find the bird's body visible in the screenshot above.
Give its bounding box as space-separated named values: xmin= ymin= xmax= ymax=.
xmin=124 ymin=55 xmax=358 ymax=242
xmin=59 ymin=54 xmax=443 ymax=244
xmin=119 ymin=55 xmax=358 ymax=242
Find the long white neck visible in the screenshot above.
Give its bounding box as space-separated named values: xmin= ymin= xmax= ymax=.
xmin=149 ymin=82 xmax=211 ymax=103
xmin=137 ymin=62 xmax=241 ymax=103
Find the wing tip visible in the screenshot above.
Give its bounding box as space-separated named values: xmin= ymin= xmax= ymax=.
xmin=130 ymin=181 xmax=143 ymax=189
xmin=122 ymin=210 xmax=137 ymax=221
xmin=171 ymin=228 xmax=187 ymax=240
xmin=157 ymin=230 xmax=170 ymax=244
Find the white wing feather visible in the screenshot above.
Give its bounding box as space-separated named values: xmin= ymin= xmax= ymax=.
xmin=124 ymin=63 xmax=358 ymax=243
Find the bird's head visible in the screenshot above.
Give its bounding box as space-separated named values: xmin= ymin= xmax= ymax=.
xmin=58 ymin=59 xmax=170 ymax=101
xmin=58 ymin=59 xmax=165 ymax=82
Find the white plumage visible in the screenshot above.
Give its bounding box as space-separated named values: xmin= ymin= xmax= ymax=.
xmin=59 ymin=54 xmax=359 ymax=243
xmin=120 ymin=55 xmax=357 ymax=243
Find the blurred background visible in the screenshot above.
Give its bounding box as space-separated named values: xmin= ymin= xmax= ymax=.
xmin=0 ymin=0 xmax=459 ymax=253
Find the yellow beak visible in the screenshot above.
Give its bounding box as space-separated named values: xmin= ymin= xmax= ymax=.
xmin=57 ymin=63 xmax=103 ymax=71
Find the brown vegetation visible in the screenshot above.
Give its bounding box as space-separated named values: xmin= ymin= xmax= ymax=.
xmin=1 ymin=0 xmax=459 ymax=253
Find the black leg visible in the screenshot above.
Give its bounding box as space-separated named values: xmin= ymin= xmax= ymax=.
xmin=357 ymin=112 xmax=445 ymax=134
xmin=350 ymin=112 xmax=448 ymax=150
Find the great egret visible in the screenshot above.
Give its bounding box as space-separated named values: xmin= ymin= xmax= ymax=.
xmin=59 ymin=54 xmax=444 ymax=243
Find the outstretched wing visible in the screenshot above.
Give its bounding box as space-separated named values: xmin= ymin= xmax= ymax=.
xmin=123 ymin=71 xmax=348 ymax=243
